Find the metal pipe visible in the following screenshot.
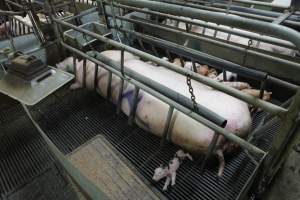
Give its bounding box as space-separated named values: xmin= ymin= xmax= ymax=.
xmin=107 ymin=71 xmax=112 ymax=99
xmin=112 ymin=3 xmax=296 ymax=49
xmin=149 ymin=0 xmax=300 ymax=27
xmin=116 ymin=79 xmax=124 ymax=114
xmin=113 ymin=15 xmax=300 ymax=77
xmin=63 ymin=7 xmax=97 ymax=22
xmin=94 ymin=63 xmax=98 ymax=89
xmin=61 ymin=42 xmax=265 ymax=155
xmin=164 ymin=0 xmax=290 ymax=9
xmin=128 ymin=86 xmax=139 ymax=125
xmin=54 ymin=18 xmax=287 ymax=115
xmin=161 ymin=106 xmax=174 ymax=146
xmin=119 ymin=27 xmax=267 ymax=81
xmin=0 ymin=10 xmax=25 ymax=16
xmin=91 ymin=51 xmax=227 ymax=127
xmin=5 ymin=0 xmax=24 ymax=9
xmin=115 ymin=0 xmax=300 ymax=29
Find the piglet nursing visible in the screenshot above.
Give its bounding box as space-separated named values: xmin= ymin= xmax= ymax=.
xmin=57 ymin=50 xmax=252 ymax=178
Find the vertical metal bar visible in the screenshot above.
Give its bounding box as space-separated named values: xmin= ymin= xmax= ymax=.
xmin=110 ymin=0 xmax=122 ymax=43
xmin=155 ymin=15 xmax=159 ymax=23
xmin=107 ymin=71 xmax=112 ymax=99
xmin=14 ymin=18 xmax=17 ymax=35
xmin=202 ymin=22 xmax=207 ymax=35
xmin=223 ymin=70 xmax=227 ymax=81
xmin=151 ymin=45 xmax=159 ymax=57
xmin=137 ymin=38 xmax=147 ymax=52
xmin=94 ymin=63 xmax=98 ymax=89
xmin=100 ymin=0 xmax=109 ymax=28
xmin=120 ymin=48 xmax=125 ymax=76
xmin=83 ymin=59 xmax=87 ymax=88
xmin=213 ymin=25 xmax=218 ymax=38
xmin=18 ymin=20 xmax=21 ymax=35
xmin=165 ymin=50 xmax=172 ymax=61
xmin=175 ymin=20 xmax=179 ymax=28
xmin=200 ymin=132 xmax=220 ymax=173
xmin=179 ymin=56 xmax=185 ymax=67
xmin=73 ymin=55 xmax=77 ymax=81
xmin=192 ymin=60 xmax=197 ymax=73
xmin=185 ymin=22 xmax=190 ymax=32
xmin=22 ymin=22 xmax=25 ymax=34
xmin=259 ymin=78 xmax=267 ymax=99
xmin=160 ymin=106 xmax=174 ymax=147
xmin=116 ymin=79 xmax=124 ymax=114
xmin=128 ymin=86 xmax=140 ymax=126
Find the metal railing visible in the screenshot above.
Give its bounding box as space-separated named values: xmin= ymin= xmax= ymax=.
xmin=51 ymin=0 xmax=300 ymax=195
xmin=149 ymin=0 xmax=300 ymax=27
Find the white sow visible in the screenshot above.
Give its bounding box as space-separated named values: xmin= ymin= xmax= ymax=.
xmin=57 ymin=50 xmax=252 ymax=175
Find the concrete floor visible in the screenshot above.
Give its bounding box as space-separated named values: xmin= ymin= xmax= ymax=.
xmin=265 ymin=149 xmax=300 ymax=200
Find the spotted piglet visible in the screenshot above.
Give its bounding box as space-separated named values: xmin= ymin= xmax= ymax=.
xmin=152 ymin=150 xmax=193 ymax=191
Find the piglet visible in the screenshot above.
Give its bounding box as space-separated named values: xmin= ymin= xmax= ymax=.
xmin=152 ymin=150 xmax=193 ymax=191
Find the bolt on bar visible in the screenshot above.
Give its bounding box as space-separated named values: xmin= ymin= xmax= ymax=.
xmin=53 ymin=18 xmax=287 ymax=116
xmin=61 ymin=42 xmax=266 ymax=156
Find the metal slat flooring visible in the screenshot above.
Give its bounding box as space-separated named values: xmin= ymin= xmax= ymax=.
xmin=0 ymin=89 xmax=278 ymax=200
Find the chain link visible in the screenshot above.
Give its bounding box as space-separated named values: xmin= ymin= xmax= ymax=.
xmin=186 ymin=74 xmax=198 ymax=112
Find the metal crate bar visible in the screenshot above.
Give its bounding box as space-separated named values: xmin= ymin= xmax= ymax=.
xmin=112 ymin=0 xmax=300 ymax=53
xmin=117 ymin=28 xmax=299 ymax=92
xmin=53 ymin=18 xmax=287 ymax=116
xmin=112 ymin=3 xmax=296 ymax=50
xmin=148 ymin=0 xmax=300 ymax=27
xmin=61 ymin=42 xmax=266 ymax=156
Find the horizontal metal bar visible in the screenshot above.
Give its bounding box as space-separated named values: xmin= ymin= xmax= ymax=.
xmin=0 ymin=9 xmax=25 ymax=16
xmin=5 ymin=0 xmax=24 ymax=9
xmin=114 ymin=15 xmax=300 ymax=82
xmin=113 ymin=3 xmax=296 ymax=49
xmin=135 ymin=0 xmax=300 ymax=27
xmin=85 ymin=52 xmax=227 ymax=127
xmin=120 ymin=27 xmax=268 ymax=81
xmin=63 ymin=7 xmax=97 ymax=22
xmin=61 ymin=42 xmax=266 ymax=155
xmin=113 ymin=0 xmax=300 ymax=52
xmin=165 ymin=0 xmax=291 ymax=9
xmin=233 ymin=0 xmax=290 ymax=8
xmin=54 ymin=18 xmax=288 ymax=115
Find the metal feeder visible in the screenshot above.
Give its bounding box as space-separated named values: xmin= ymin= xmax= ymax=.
xmin=0 ymin=52 xmax=74 ymax=105
xmin=63 ymin=22 xmax=111 ymax=50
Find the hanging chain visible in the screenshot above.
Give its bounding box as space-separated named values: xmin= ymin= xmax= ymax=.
xmin=242 ymin=39 xmax=253 ymax=65
xmin=186 ymin=74 xmax=198 ymax=112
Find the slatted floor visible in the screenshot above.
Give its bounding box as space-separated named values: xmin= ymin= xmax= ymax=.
xmin=0 ymin=88 xmax=278 ymax=200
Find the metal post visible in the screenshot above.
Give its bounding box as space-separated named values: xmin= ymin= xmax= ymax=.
xmin=128 ymin=86 xmax=140 ymax=125
xmin=160 ymin=106 xmax=174 ymax=147
xmin=83 ymin=59 xmax=87 ymax=88
xmin=94 ymin=63 xmax=98 ymax=89
xmin=107 ymin=71 xmax=112 ymax=99
xmin=116 ymin=79 xmax=124 ymax=114
xmin=200 ymin=132 xmax=220 ymax=173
